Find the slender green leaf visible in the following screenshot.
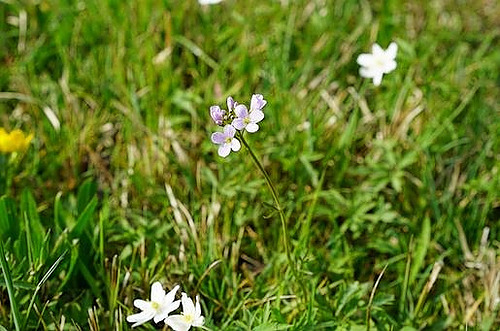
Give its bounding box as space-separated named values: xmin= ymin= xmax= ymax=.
xmin=410 ymin=217 xmax=431 ymax=285
xmin=0 ymin=241 xmax=21 ymax=331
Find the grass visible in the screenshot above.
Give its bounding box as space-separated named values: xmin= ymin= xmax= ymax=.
xmin=0 ymin=0 xmax=499 ymax=329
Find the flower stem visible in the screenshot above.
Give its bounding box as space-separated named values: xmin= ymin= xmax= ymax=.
xmin=238 ymin=134 xmax=300 ymax=288
xmin=0 ymin=154 xmax=7 ymax=197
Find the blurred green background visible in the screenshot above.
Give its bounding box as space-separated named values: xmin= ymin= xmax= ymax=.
xmin=0 ymin=0 xmax=499 ymax=330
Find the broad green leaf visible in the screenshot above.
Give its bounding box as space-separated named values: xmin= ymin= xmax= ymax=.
xmin=20 ymin=190 xmax=45 ymax=261
xmin=0 ymin=196 xmax=19 ymax=241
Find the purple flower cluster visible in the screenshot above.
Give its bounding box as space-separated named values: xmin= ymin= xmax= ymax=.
xmin=210 ymin=94 xmax=267 ymax=157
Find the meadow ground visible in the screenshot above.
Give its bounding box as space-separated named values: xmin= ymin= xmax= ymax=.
xmin=0 ymin=0 xmax=499 ymax=330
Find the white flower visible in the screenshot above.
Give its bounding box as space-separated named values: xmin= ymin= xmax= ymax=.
xmin=198 ymin=0 xmax=223 ymax=5
xmin=165 ymin=293 xmax=205 ymax=331
xmin=356 ymin=42 xmax=397 ymax=86
xmin=126 ymin=283 xmax=180 ymax=328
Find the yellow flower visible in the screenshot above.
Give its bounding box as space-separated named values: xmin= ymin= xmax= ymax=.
xmin=0 ymin=128 xmax=33 ymax=153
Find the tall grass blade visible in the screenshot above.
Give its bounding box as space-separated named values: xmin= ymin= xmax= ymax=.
xmin=0 ymin=241 xmax=22 ymax=331
xmin=22 ymin=251 xmax=67 ymax=330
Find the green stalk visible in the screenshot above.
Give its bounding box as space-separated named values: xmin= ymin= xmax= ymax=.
xmin=238 ymin=134 xmax=305 ymax=297
xmin=0 ymin=154 xmax=7 ymax=197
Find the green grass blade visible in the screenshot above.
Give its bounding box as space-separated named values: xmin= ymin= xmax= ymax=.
xmin=0 ymin=241 xmax=22 ymax=331
xmin=409 ymin=217 xmax=431 ymax=285
xmin=22 ymin=250 xmax=67 ymax=330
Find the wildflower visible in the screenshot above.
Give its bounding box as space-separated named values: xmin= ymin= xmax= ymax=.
xmin=0 ymin=128 xmax=33 ymax=153
xmin=198 ymin=0 xmax=223 ymax=5
xmin=210 ymin=106 xmax=225 ymax=126
xmin=231 ymin=104 xmax=264 ymax=133
xmin=126 ymin=282 xmax=180 ymax=328
xmin=356 ymin=42 xmax=397 ymax=86
xmin=249 ymin=94 xmax=267 ymax=112
xmin=211 ymin=124 xmax=241 ymax=157
xmin=165 ymin=293 xmax=205 ymax=331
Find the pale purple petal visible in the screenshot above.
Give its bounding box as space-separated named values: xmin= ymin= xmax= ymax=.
xmin=223 ymin=124 xmax=236 ymax=137
xmin=386 ymin=42 xmax=398 ymax=59
xmin=231 ymin=138 xmax=241 ymax=151
xmin=165 ymin=315 xmax=190 ymax=331
xmin=250 ymin=94 xmax=267 ymax=111
xmin=218 ymin=144 xmax=231 ymax=157
xmin=211 ymin=132 xmax=226 ymax=144
xmin=249 ymin=110 xmax=264 ymax=123
xmin=246 ymin=123 xmax=259 ymax=133
xmin=232 ymin=118 xmax=246 ymax=130
xmin=226 ymin=96 xmax=235 ymax=111
xmin=210 ymin=106 xmax=225 ymax=125
xmin=234 ymin=104 xmax=248 ymax=118
xmin=356 ymin=54 xmax=374 ymax=67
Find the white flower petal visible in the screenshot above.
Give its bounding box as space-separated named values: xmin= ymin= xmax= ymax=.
xmin=193 ymin=316 xmax=205 ymax=327
xmin=356 ymin=53 xmax=374 ymax=67
xmin=246 ymin=123 xmax=259 ymax=133
xmin=249 ymin=110 xmax=264 ymax=123
xmin=195 ymin=296 xmax=202 ymax=319
xmin=372 ymin=73 xmax=384 ymax=86
xmin=218 ymin=144 xmax=231 ymax=157
xmin=383 ymin=59 xmax=397 ymax=73
xmin=372 ymin=43 xmax=384 ymax=56
xmin=164 ymin=285 xmax=180 ymax=306
xmin=386 ymin=42 xmax=398 ymax=59
xmin=150 ymin=282 xmax=165 ymax=303
xmin=155 ymin=299 xmax=181 ymax=322
xmin=231 ymin=138 xmax=241 ymax=151
xmin=165 ymin=315 xmax=191 ymax=331
xmin=359 ymin=67 xmax=375 ymax=78
xmin=193 ymin=296 xmax=204 ymax=326
xmin=127 ymin=311 xmax=155 ymax=328
xmin=133 ymin=299 xmax=150 ymax=311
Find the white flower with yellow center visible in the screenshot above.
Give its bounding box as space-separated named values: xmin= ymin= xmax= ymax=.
xmin=199 ymin=0 xmax=223 ymax=4
xmin=165 ymin=293 xmax=205 ymax=331
xmin=126 ymin=282 xmax=180 ymax=328
xmin=357 ymin=42 xmax=398 ymax=86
